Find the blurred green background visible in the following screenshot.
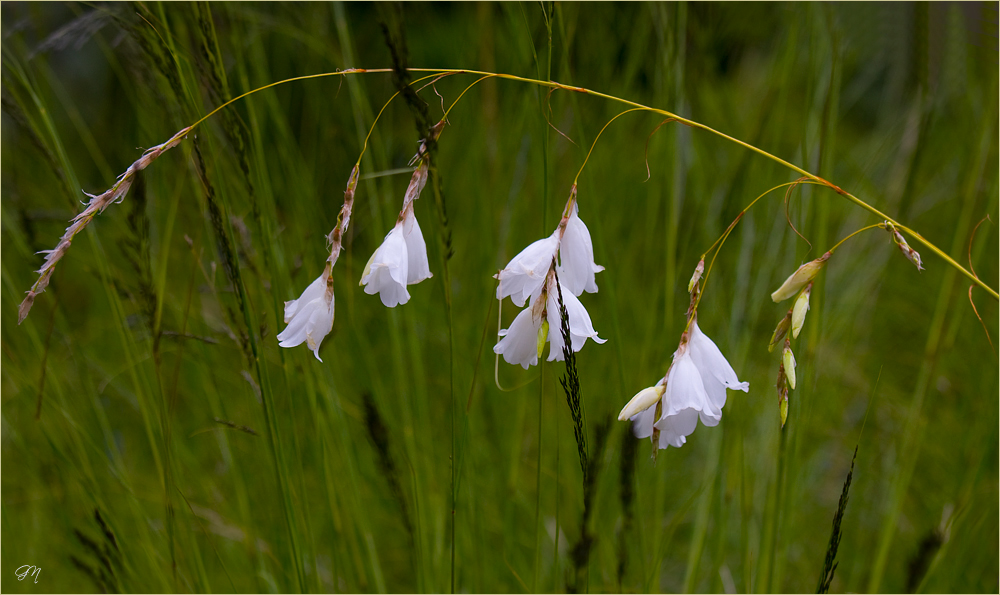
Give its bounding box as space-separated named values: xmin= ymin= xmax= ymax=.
xmin=2 ymin=2 xmax=997 ymax=593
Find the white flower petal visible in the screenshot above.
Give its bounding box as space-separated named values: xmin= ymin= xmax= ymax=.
xmin=655 ymin=407 xmax=699 ymax=449
xmin=558 ymin=203 xmax=604 ymax=296
xmin=361 ymin=223 xmax=411 ymax=307
xmin=545 ymin=282 xmax=606 ymax=362
xmin=494 ymin=305 xmax=543 ymax=370
xmin=497 ymin=232 xmax=559 ymax=307
xmin=663 ymin=351 xmax=712 ymax=417
xmin=689 ymin=321 xmax=750 ymax=395
xmin=630 ymin=400 xmax=660 ymax=439
xmin=303 ymin=298 xmax=335 ymax=361
xmin=278 ymin=273 xmax=335 ymax=361
xmin=283 ymin=273 xmax=326 ymax=323
xmin=402 ymin=210 xmax=433 ymax=285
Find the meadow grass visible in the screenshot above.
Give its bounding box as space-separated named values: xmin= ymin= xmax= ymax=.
xmin=2 ymin=3 xmax=997 ymax=593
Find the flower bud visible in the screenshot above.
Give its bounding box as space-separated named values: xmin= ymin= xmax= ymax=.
xmin=791 ymin=283 xmax=812 ymax=339
xmin=537 ymin=319 xmax=549 ymax=359
xmin=618 ymin=384 xmax=666 ymax=421
xmin=769 ymin=311 xmax=792 ymax=353
xmin=771 ymin=252 xmax=830 ymax=302
xmin=782 ymin=344 xmax=797 ymax=390
xmin=687 ymin=259 xmax=705 ymax=294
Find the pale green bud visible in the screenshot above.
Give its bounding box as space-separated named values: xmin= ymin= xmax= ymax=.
xmin=782 ymin=345 xmax=797 ymax=390
xmin=537 ymin=319 xmax=549 ymax=359
xmin=618 ymin=384 xmax=666 ymax=421
xmin=771 ymin=252 xmax=830 ymax=302
xmin=791 ymin=283 xmax=812 ymax=339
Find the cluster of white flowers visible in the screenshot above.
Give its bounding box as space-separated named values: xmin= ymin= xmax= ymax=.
xmin=618 ymin=320 xmax=748 ymax=450
xmin=278 ymin=148 xmax=436 ymax=361
xmin=493 ymin=198 xmax=606 ymax=368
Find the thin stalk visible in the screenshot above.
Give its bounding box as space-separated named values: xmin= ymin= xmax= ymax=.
xmin=23 ymin=66 xmax=993 ymax=328
xmin=827 ymin=224 xmax=885 ymax=254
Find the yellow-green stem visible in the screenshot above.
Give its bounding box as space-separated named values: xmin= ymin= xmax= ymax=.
xmin=142 ymin=67 xmax=1000 ymax=301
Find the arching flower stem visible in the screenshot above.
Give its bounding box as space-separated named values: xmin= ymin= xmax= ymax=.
xmin=21 ymin=66 xmax=996 ymax=325
xmin=827 ymin=223 xmax=886 ymax=255
xmin=689 ymin=180 xmax=826 ymax=323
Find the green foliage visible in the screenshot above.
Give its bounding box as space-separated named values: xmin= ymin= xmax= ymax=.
xmin=2 ymin=3 xmax=997 ymax=593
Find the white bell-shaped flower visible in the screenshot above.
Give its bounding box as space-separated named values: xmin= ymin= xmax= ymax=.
xmin=545 ymin=280 xmax=606 ymax=361
xmin=557 ymin=203 xmax=604 ymax=296
xmin=496 ymin=232 xmax=559 ymax=307
xmin=361 ymin=222 xmax=410 ymax=307
xmin=277 ymin=271 xmax=335 ymax=361
xmin=495 ymin=279 xmax=606 ymax=368
xmin=360 ymin=205 xmax=433 ymax=307
xmin=624 ymin=320 xmax=749 ymax=451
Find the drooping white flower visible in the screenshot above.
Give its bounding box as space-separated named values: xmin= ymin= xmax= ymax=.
xmin=557 ymin=203 xmax=604 ymax=296
xmin=277 ymin=270 xmax=335 ymax=361
xmin=360 ymin=205 xmax=433 ymax=307
xmin=622 ymin=319 xmax=749 ymax=451
xmin=494 ymin=278 xmax=606 ymax=368
xmin=545 ymin=280 xmax=606 ymax=361
xmin=361 ymin=222 xmax=410 ymax=307
xmin=496 ymin=232 xmax=560 ymax=307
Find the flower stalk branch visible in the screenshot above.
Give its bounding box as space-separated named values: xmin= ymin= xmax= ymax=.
xmin=20 ymin=66 xmax=996 ymax=327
